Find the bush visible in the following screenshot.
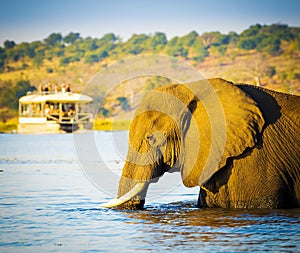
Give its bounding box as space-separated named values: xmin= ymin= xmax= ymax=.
xmin=266 ymin=66 xmax=276 ymax=77
xmin=60 ymin=55 xmax=81 ymax=65
xmin=116 ymin=97 xmax=130 ymax=111
xmin=84 ymin=54 xmax=99 ymax=64
xmin=47 ymin=68 xmax=54 ymax=73
xmin=0 ymin=80 xmax=36 ymax=109
xmin=257 ymin=37 xmax=282 ymax=55
xmin=237 ymin=39 xmax=256 ymax=50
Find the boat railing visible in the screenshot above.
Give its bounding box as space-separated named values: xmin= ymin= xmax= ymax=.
xmin=46 ymin=114 xmax=60 ymax=121
xmin=46 ymin=112 xmax=93 ymax=124
xmin=26 ymin=90 xmax=72 ymax=96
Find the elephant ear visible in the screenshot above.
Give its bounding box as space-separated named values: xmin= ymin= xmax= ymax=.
xmin=179 ymin=78 xmax=265 ymax=187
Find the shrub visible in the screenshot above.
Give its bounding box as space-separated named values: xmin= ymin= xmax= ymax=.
xmin=47 ymin=68 xmax=54 ymax=73
xmin=84 ymin=54 xmax=99 ymax=64
xmin=237 ymin=39 xmax=256 ymax=50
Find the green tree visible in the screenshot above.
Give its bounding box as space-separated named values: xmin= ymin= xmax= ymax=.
xmin=99 ymin=33 xmax=118 ymax=44
xmin=240 ymin=24 xmax=262 ymax=37
xmin=0 ymin=80 xmax=36 ymax=109
xmin=262 ymin=24 xmax=294 ymax=41
xmin=6 ymin=43 xmax=28 ymax=61
xmin=237 ymin=24 xmax=262 ymax=50
xmin=123 ymin=34 xmax=150 ymax=55
xmin=16 ymin=42 xmax=36 ymax=58
xmin=257 ymin=37 xmax=282 ymax=55
xmin=166 ymin=37 xmax=181 ymax=57
xmin=94 ymin=33 xmax=119 ymax=56
xmin=180 ymin=31 xmax=199 ymax=58
xmin=64 ymin=32 xmax=81 ymax=44
xmin=201 ymin=32 xmax=227 ymax=47
xmin=0 ymin=59 xmax=5 ymax=71
xmin=44 ymin=33 xmax=63 ymax=47
xmin=82 ymin=38 xmax=99 ymax=51
xmin=237 ymin=38 xmax=257 ymax=50
xmin=60 ymin=53 xmax=81 ymax=65
xmin=33 ymin=53 xmax=44 ymax=67
xmin=227 ymin=32 xmax=239 ymax=47
xmin=188 ymin=37 xmax=208 ymax=61
xmin=0 ymin=81 xmax=14 ymax=108
xmin=116 ymin=97 xmax=130 ymax=111
xmin=4 ymin=40 xmax=16 ymax=49
xmin=181 ymin=31 xmax=199 ymax=46
xmin=237 ymin=23 xmax=293 ymax=55
xmin=0 ymin=47 xmax=6 ymax=71
xmin=84 ymin=53 xmax=99 ymax=64
xmin=150 ymin=32 xmax=167 ymax=52
xmin=97 ymin=49 xmax=109 ymax=59
xmin=14 ymin=80 xmax=36 ymax=100
xmin=100 ymin=107 xmax=111 ymax=117
xmin=290 ymin=34 xmax=300 ymax=51
xmin=167 ymin=32 xmax=203 ymax=59
xmin=211 ymin=44 xmax=228 ymax=57
xmin=31 ymin=44 xmax=46 ymax=66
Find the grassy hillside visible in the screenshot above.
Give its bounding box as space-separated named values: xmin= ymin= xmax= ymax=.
xmin=0 ymin=24 xmax=300 ymax=132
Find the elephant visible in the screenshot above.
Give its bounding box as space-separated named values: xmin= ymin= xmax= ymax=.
xmin=101 ymin=78 xmax=300 ymax=209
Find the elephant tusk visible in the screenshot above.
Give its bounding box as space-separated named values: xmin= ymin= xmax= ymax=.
xmin=100 ymin=182 xmax=146 ymax=208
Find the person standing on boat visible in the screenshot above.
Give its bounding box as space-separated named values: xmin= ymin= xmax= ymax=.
xmin=66 ymin=83 xmax=71 ymax=92
xmin=61 ymin=82 xmax=66 ymax=93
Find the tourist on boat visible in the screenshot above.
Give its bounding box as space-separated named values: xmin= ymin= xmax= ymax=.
xmin=61 ymin=82 xmax=66 ymax=93
xmin=44 ymin=104 xmax=50 ymax=115
xmin=53 ymin=84 xmax=59 ymax=93
xmin=66 ymin=83 xmax=71 ymax=92
xmin=43 ymin=83 xmax=52 ymax=93
xmin=49 ymin=105 xmax=56 ymax=114
xmin=67 ymin=105 xmax=75 ymax=117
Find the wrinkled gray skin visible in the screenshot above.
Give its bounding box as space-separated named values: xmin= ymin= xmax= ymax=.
xmin=106 ymin=78 xmax=300 ymax=209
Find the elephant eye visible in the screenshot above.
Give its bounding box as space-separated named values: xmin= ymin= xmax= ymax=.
xmin=146 ymin=134 xmax=155 ymax=145
xmin=146 ymin=134 xmax=153 ymax=140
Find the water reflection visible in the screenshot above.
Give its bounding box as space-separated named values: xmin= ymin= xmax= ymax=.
xmin=122 ymin=202 xmax=300 ymax=252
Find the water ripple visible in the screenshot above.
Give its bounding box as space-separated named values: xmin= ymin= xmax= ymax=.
xmin=1 ymin=133 xmax=300 ymax=252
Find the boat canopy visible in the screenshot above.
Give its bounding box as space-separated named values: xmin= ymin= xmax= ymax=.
xmin=19 ymin=92 xmax=93 ymax=103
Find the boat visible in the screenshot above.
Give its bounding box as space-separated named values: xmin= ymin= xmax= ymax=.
xmin=18 ymin=91 xmax=94 ymax=133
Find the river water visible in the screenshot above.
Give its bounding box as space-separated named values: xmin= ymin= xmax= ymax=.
xmin=0 ymin=132 xmax=299 ymax=252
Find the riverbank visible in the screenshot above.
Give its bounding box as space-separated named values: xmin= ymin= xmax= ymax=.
xmin=0 ymin=118 xmax=18 ymax=133
xmin=0 ymin=117 xmax=131 ymax=133
xmin=93 ymin=118 xmax=131 ymax=131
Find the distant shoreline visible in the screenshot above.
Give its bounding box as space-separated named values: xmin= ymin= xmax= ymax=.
xmin=0 ymin=117 xmax=131 ymax=133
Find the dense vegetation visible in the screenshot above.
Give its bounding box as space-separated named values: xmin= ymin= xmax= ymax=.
xmin=1 ymin=24 xmax=299 ymax=72
xmin=0 ymin=23 xmax=300 ymax=129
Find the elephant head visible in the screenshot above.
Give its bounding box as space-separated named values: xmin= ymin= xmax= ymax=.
xmin=101 ymin=78 xmax=266 ymax=209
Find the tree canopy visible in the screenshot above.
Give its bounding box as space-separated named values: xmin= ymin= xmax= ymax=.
xmin=0 ymin=24 xmax=300 ymax=71
xmin=1 ymin=24 xmax=299 ymax=72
